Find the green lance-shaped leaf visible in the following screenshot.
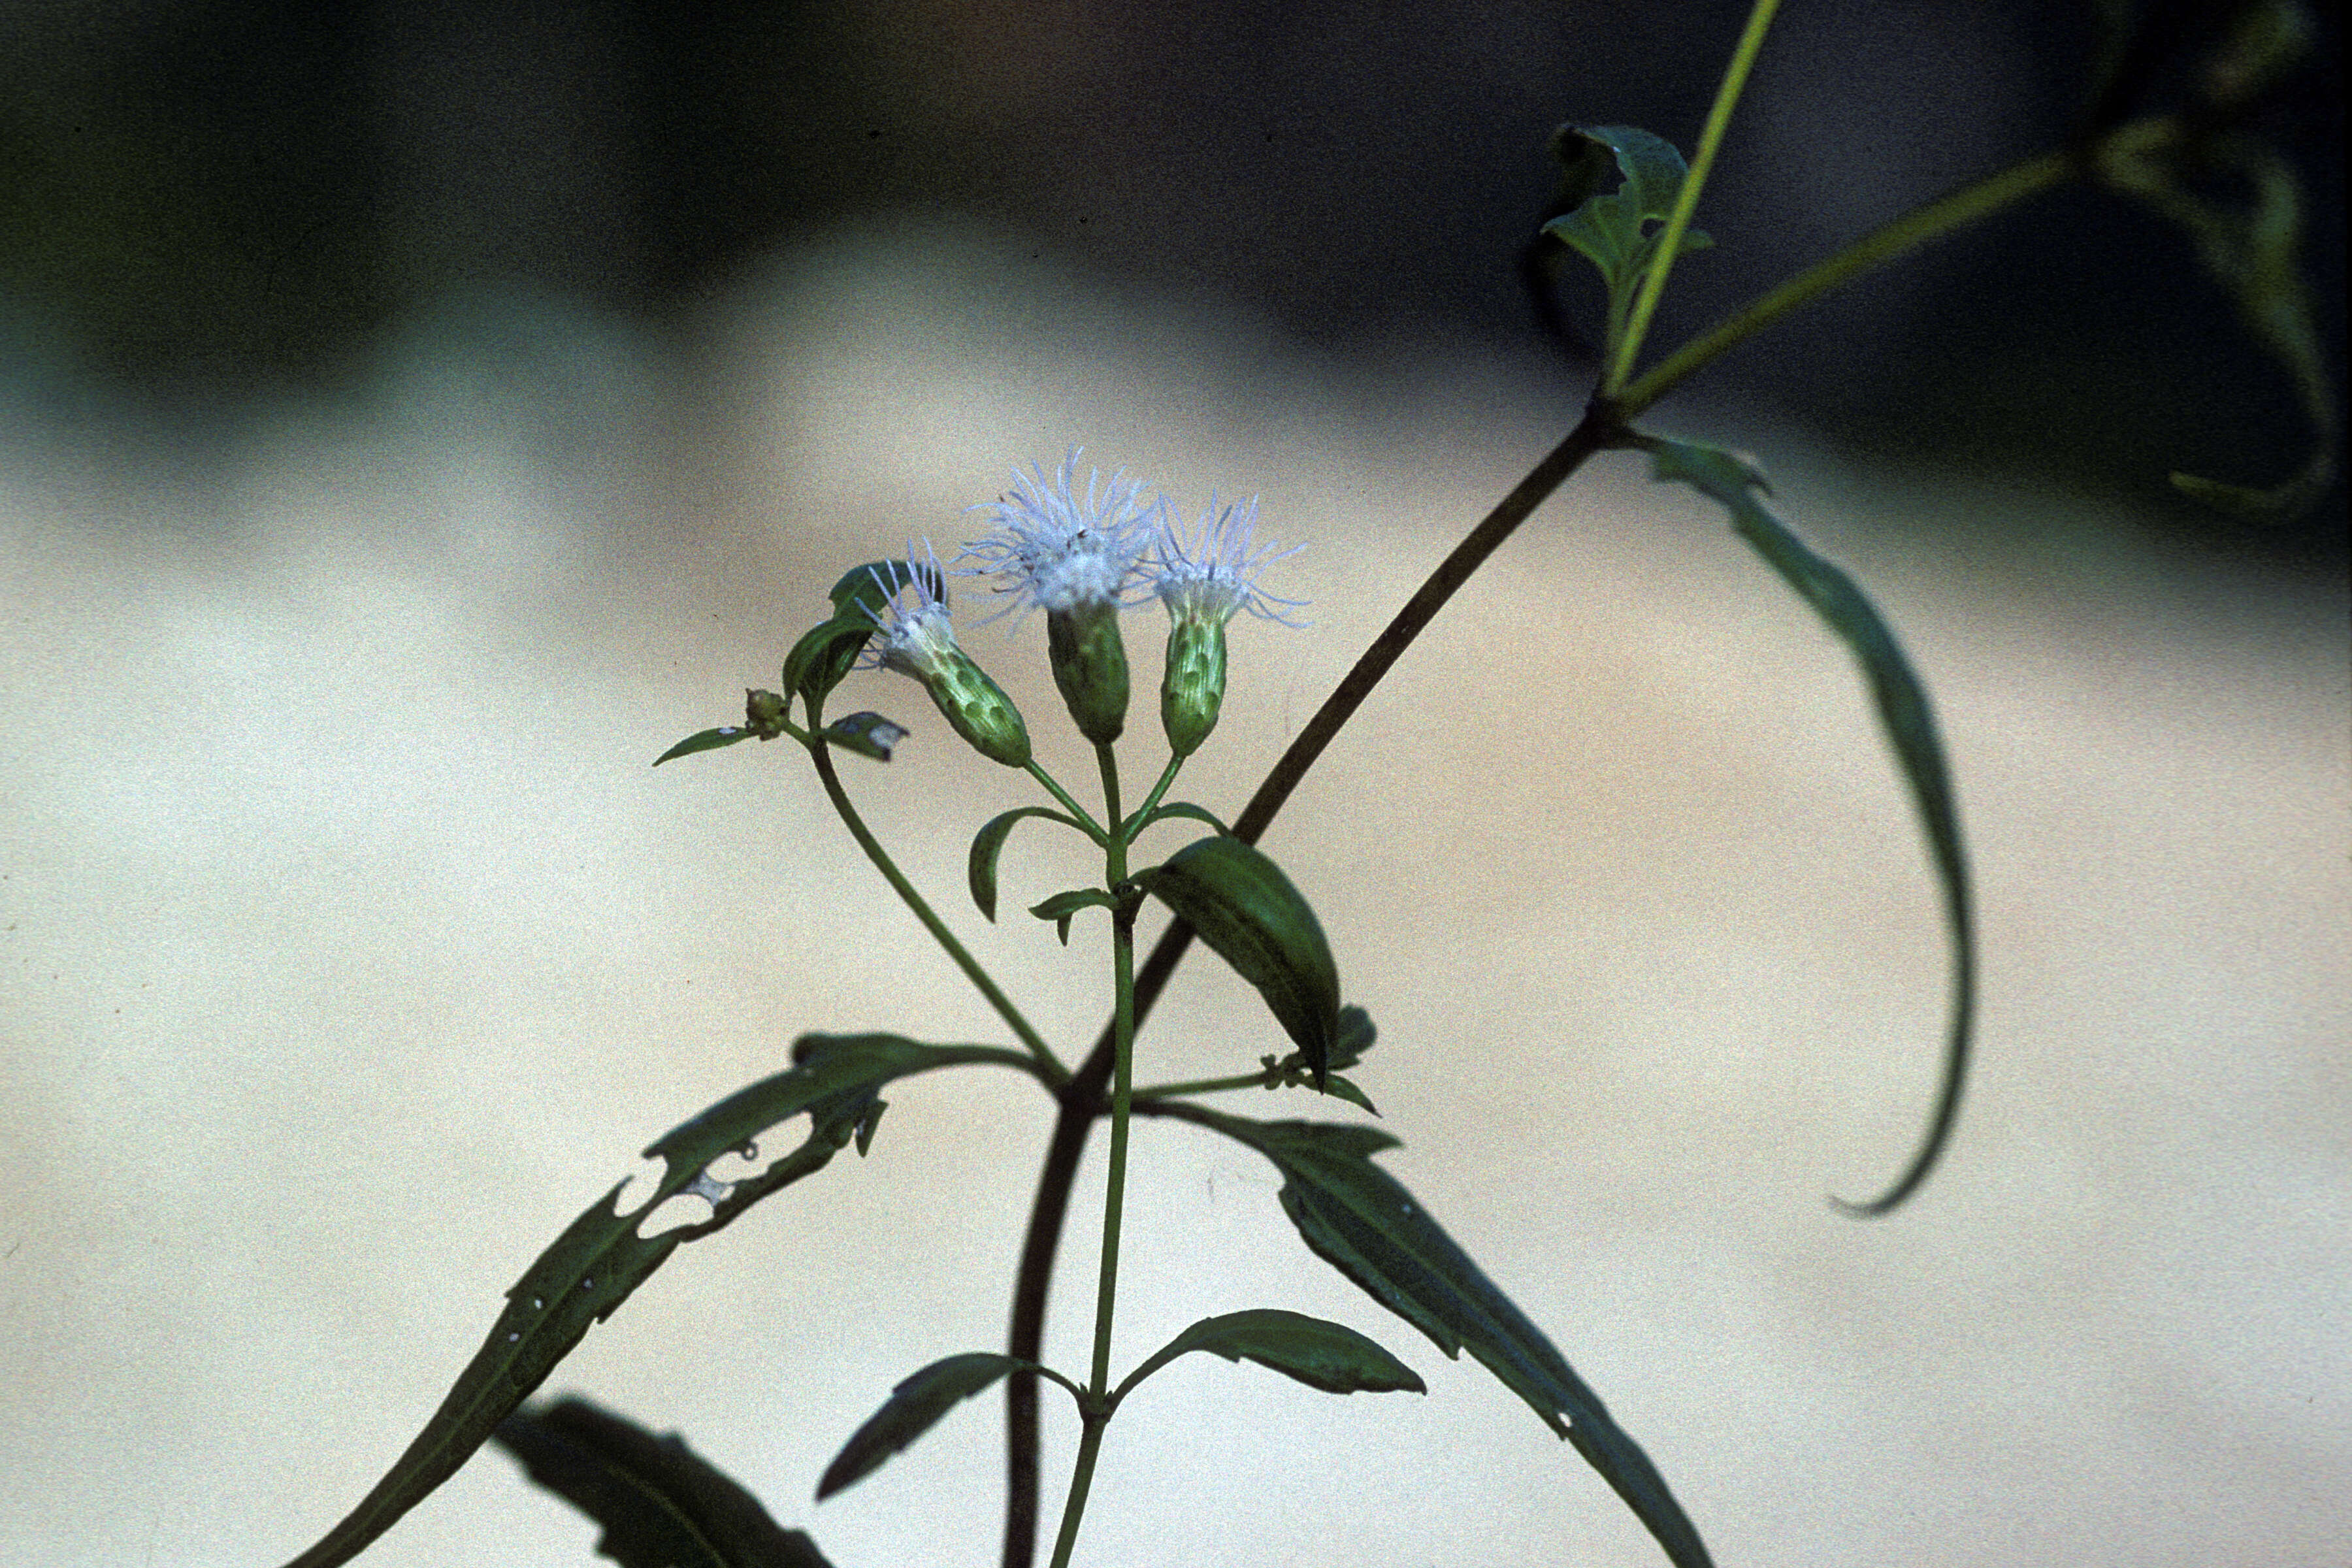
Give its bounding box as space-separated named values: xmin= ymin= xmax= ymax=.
xmin=1028 ymin=887 xmax=1122 ymax=945
xmin=491 ymin=1397 xmax=835 ymax=1568
xmin=1539 ymin=125 xmax=1714 ymax=353
xmin=1129 ymin=800 xmax=1231 ymax=839
xmin=784 ymin=619 xmax=877 ymax=709
xmin=276 ymin=1034 xmax=1015 ymax=1568
xmin=1130 ymin=835 xmax=1342 ymax=1086
xmin=1639 ymin=435 xmax=1974 ymax=1216
xmin=1111 ymin=1308 xmax=1424 ymax=1407
xmin=815 ymin=1352 xmax=1021 ymax=1501
xmin=1164 ymin=1106 xmax=1714 ymax=1568
xmin=969 ymin=806 xmax=1094 ymax=921
xmin=655 ymin=727 xmax=760 ymax=766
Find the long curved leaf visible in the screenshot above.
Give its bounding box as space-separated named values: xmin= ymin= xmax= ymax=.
xmin=1111 ymin=1308 xmax=1424 ymax=1406
xmin=968 ymin=806 xmax=1090 ymax=921
xmin=277 ymin=1034 xmax=1017 ymax=1568
xmin=815 ymin=1352 xmax=1019 ymax=1501
xmin=1162 ymin=1105 xmax=1714 ymax=1568
xmin=491 ymin=1397 xmax=834 ymax=1568
xmin=1637 ymin=435 xmax=1974 ymax=1215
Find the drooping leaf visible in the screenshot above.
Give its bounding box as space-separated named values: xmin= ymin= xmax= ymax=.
xmin=815 ymin=1354 xmax=1019 ymax=1501
xmin=655 ymin=727 xmax=759 ymax=766
xmin=491 ymin=1398 xmax=833 ymax=1568
xmin=277 ymin=1034 xmax=1018 ymax=1568
xmin=1130 ymin=836 xmax=1342 ymax=1086
xmin=1028 ymin=887 xmax=1120 ymax=945
xmin=969 ymin=807 xmax=1092 ymax=921
xmin=1539 ymin=125 xmax=1714 ymax=351
xmin=1111 ymin=1309 xmax=1423 ymax=1407
xmin=1162 ymin=1105 xmax=1714 ymax=1568
xmin=1637 ymin=436 xmax=1974 ymax=1215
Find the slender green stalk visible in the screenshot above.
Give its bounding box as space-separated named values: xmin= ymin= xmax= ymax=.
xmin=1607 ymin=0 xmax=1783 ymax=393
xmin=1027 ymin=759 xmax=1109 ymax=843
xmin=1122 ymin=752 xmax=1187 ymax=840
xmin=1043 ymin=1417 xmax=1109 ymax=1568
xmin=806 ymin=727 xmax=1068 ymax=1085
xmin=1618 ymin=115 xmax=2181 ymax=418
xmin=1049 ymin=741 xmax=1137 ymax=1567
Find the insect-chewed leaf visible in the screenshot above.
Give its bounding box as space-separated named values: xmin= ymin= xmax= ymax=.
xmin=1130 ymin=836 xmax=1342 ymax=1086
xmin=1112 ymin=1308 xmax=1423 ymax=1407
xmin=491 ymin=1397 xmax=834 ymax=1568
xmin=1166 ymin=1105 xmax=1715 ymax=1568
xmin=1537 ymin=124 xmax=1712 ymax=354
xmin=1637 ymin=434 xmax=1974 ymax=1217
xmin=815 ymin=1353 xmax=1019 ymax=1501
xmin=275 ymin=1034 xmax=1014 ymax=1568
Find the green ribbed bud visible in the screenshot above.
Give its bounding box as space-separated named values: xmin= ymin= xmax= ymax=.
xmin=1047 ymin=602 xmax=1131 ymax=745
xmin=920 ymin=650 xmax=1032 ymax=768
xmin=1160 ymin=615 xmax=1228 ymax=758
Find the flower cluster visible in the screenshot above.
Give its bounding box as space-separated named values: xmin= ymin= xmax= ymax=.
xmin=858 ymin=451 xmax=1301 ymax=761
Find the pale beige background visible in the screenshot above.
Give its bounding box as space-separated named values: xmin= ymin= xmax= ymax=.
xmin=4 ymin=221 xmax=2346 ymax=1567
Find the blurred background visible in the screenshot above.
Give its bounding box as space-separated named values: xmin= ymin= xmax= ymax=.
xmin=1 ymin=0 xmax=2343 ymax=559
xmin=2 ymin=5 xmax=2347 ymax=1568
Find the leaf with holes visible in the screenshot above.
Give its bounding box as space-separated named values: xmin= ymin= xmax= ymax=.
xmin=276 ymin=1034 xmax=1017 ymax=1568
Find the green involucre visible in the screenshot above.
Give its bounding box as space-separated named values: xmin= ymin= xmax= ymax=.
xmin=1160 ymin=617 xmax=1228 ymax=758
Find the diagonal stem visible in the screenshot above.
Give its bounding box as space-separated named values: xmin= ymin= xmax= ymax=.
xmin=998 ymin=407 xmax=1613 ymax=1567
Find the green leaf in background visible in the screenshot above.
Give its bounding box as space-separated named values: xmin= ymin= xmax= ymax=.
xmin=2101 ymin=131 xmax=2337 ymax=515
xmin=1637 ymin=434 xmax=1974 ymax=1216
xmin=1539 ymin=125 xmax=1715 ymax=357
xmin=815 ymin=1353 xmax=1021 ymax=1501
xmin=1028 ymin=887 xmax=1121 ymax=945
xmin=1160 ymin=1106 xmax=1714 ymax=1568
xmin=783 ymin=619 xmax=875 ymax=708
xmin=1130 ymin=835 xmax=1343 ymax=1086
xmin=276 ymin=1034 xmax=1025 ymax=1568
xmin=1111 ymin=1308 xmax=1424 ymax=1406
xmin=491 ymin=1397 xmax=834 ymax=1568
xmin=968 ymin=806 xmax=1092 ymax=921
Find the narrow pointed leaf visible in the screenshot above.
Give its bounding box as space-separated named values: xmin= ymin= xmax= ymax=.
xmin=1134 ymin=800 xmax=1230 ymax=838
xmin=815 ymin=1353 xmax=1019 ymax=1501
xmin=1028 ymin=887 xmax=1119 ymax=945
xmin=1162 ymin=1105 xmax=1714 ymax=1568
xmin=491 ymin=1397 xmax=834 ymax=1568
xmin=784 ymin=619 xmax=876 ymax=706
xmin=1131 ymin=835 xmax=1342 ymax=1085
xmin=969 ymin=807 xmax=1089 ymax=921
xmin=655 ymin=727 xmax=758 ymax=766
xmin=277 ymin=1034 xmax=1016 ymax=1568
xmin=1112 ymin=1309 xmax=1423 ymax=1407
xmin=1638 ymin=436 xmax=1973 ymax=1215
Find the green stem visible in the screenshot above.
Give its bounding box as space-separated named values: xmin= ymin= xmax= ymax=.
xmin=1120 ymin=753 xmax=1187 ymax=842
xmin=1052 ymin=743 xmax=1135 ymax=1567
xmin=1617 ymin=115 xmax=2181 ymax=419
xmin=1043 ymin=1415 xmax=1109 ymax=1568
xmin=1132 ymin=1068 xmax=1276 ymax=1100
xmin=1607 ymin=0 xmax=1782 ymax=394
xmin=1027 ymin=759 xmax=1110 ymax=844
xmin=806 ymin=722 xmax=1068 ymax=1085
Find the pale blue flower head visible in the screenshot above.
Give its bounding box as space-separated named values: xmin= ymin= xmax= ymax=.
xmin=957 ymin=450 xmax=1163 ymax=619
xmin=1151 ymin=495 xmax=1307 ymax=629
xmin=855 ymin=540 xmax=959 ymax=680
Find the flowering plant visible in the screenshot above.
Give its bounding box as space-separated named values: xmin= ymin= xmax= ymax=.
xmin=274 ymin=5 xmax=2330 ymax=1566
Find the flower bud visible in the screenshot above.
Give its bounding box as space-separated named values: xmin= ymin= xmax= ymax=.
xmin=919 ymin=650 xmax=1032 ymax=768
xmin=1158 ymin=615 xmax=1228 ymax=758
xmin=1047 ymin=601 xmax=1132 ymax=745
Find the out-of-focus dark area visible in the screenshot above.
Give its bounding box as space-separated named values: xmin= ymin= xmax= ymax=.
xmin=1 ymin=0 xmax=2342 ymax=563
